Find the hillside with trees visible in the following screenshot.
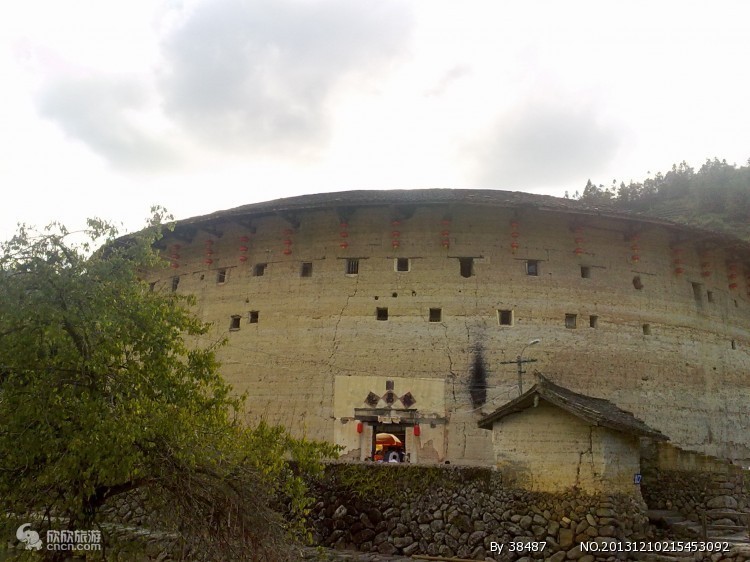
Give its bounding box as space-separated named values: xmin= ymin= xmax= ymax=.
xmin=574 ymin=158 xmax=750 ymax=241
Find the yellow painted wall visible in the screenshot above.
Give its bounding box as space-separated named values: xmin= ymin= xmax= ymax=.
xmin=490 ymin=401 xmax=642 ymax=494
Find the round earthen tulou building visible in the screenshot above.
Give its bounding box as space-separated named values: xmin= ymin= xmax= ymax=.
xmin=150 ymin=189 xmax=750 ymax=491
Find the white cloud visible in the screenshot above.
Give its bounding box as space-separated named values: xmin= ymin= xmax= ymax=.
xmin=467 ymin=96 xmax=622 ymax=189
xmin=35 ymin=72 xmax=179 ymax=171
xmin=157 ymin=0 xmax=414 ymax=156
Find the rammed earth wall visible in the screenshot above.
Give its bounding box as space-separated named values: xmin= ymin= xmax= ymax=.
xmin=309 ymin=463 xmax=750 ymax=562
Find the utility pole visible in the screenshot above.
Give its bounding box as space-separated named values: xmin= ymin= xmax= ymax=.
xmin=499 ymin=339 xmax=541 ymax=396
xmin=499 ymin=356 xmax=538 ymax=396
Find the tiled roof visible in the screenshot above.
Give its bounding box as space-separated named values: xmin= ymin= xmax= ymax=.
xmin=477 ymin=374 xmax=669 ymax=440
xmin=172 ymin=189 xmax=750 ymax=252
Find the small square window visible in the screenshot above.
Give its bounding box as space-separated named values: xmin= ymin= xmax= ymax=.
xmin=580 ymin=266 xmax=591 ymax=279
xmin=565 ymin=314 xmax=577 ymax=329
xmin=459 ymin=258 xmax=474 ymax=278
xmin=642 ymin=323 xmax=651 ymax=335
xmin=589 ymin=315 xmax=598 ymax=328
xmin=526 ymin=260 xmax=539 ymax=276
xmin=300 ymin=262 xmax=313 ymax=277
xmin=346 ymin=258 xmax=359 ymax=275
xmin=216 ymin=268 xmax=227 ymax=283
xmin=253 ymin=263 xmax=267 ymax=277
xmin=229 ymin=315 xmax=241 ymax=331
xmin=692 ymin=282 xmax=703 ymax=305
xmin=396 ymin=257 xmax=410 ymax=272
xmin=249 ymin=311 xmax=259 ymax=324
xmin=707 ymin=291 xmax=714 ymax=303
xmin=498 ymin=310 xmax=513 ymax=326
xmin=376 ymin=307 xmax=388 ymax=321
xmin=171 ymin=276 xmax=180 ymax=292
xmin=429 ymin=308 xmax=442 ymax=322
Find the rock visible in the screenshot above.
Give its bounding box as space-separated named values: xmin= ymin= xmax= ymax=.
xmin=559 ymin=528 xmax=574 ymax=548
xmin=438 ymin=544 xmax=454 ymax=558
xmin=403 ymin=542 xmax=420 ymax=556
xmin=548 ymin=521 xmax=560 ymax=536
xmin=377 ymin=541 xmax=397 ymax=555
xmin=332 ymin=505 xmax=347 ymax=520
xmin=533 ymin=514 xmax=546 ymax=525
xmin=352 ymin=529 xmax=375 ymax=545
xmin=373 ymin=531 xmax=388 ymax=546
xmin=707 ymin=495 xmax=739 ymax=509
xmin=359 ymin=512 xmax=374 ymax=528
xmin=549 ymin=552 xmax=567 ymax=562
xmin=599 ymin=525 xmax=616 ymax=537
xmin=585 ymin=513 xmax=597 ymax=526
xmin=470 ymin=545 xmax=486 ymax=560
xmin=579 ymin=556 xmax=595 ymax=562
xmin=520 ymin=515 xmax=533 ymax=529
xmin=430 ymin=519 xmax=444 ymax=532
xmin=575 ymin=519 xmax=589 ymax=534
xmin=566 ymin=545 xmax=584 ymax=559
xmin=468 ymin=530 xmax=485 ymax=547
xmin=451 ymin=513 xmax=473 ymax=533
xmin=393 ymin=536 xmax=413 ymax=548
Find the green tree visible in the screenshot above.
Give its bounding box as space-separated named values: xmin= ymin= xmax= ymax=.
xmin=0 ymin=213 xmax=336 ymax=560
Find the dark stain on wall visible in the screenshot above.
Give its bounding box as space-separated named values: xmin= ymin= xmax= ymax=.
xmin=469 ymin=346 xmax=488 ymax=408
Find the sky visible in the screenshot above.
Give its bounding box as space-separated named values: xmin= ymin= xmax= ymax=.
xmin=2 ymin=0 xmax=750 ymax=241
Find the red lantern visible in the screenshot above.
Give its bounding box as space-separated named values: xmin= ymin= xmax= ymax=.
xmin=340 ymin=231 xmax=349 ymax=238
xmin=204 ymin=258 xmax=213 ymax=265
xmin=239 ymin=256 xmax=248 ymax=262
xmin=283 ymin=248 xmax=292 ymax=255
xmin=392 ymin=240 xmax=400 ymax=248
xmin=340 ymin=241 xmax=349 ymax=249
xmin=356 ymin=422 xmax=363 ymax=434
xmin=413 ymin=425 xmax=421 ymax=437
xmin=391 ymin=231 xmax=401 ymax=238
xmin=239 ymin=236 xmax=250 ymax=243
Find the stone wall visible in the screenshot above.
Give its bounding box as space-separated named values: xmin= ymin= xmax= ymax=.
xmin=310 ymin=463 xmax=652 ymax=561
xmin=642 ymin=442 xmax=750 ymax=528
